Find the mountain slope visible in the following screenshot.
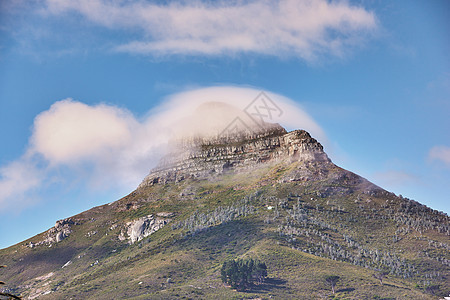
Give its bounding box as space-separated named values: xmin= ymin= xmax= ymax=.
xmin=1 ymin=127 xmax=449 ymax=299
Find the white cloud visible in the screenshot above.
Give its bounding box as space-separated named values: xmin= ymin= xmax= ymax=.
xmin=0 ymin=86 xmax=327 ymax=212
xmin=43 ymin=0 xmax=377 ymax=60
xmin=31 ymin=99 xmax=135 ymax=164
xmin=429 ymin=146 xmax=450 ymax=167
xmin=157 ymin=86 xmax=327 ymax=143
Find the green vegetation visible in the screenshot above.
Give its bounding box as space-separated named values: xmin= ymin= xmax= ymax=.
xmin=220 ymin=258 xmax=267 ymax=290
xmin=0 ymin=160 xmax=448 ymax=299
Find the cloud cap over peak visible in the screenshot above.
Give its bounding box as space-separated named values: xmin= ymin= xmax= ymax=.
xmin=43 ymin=0 xmax=378 ymax=60
xmin=0 ymin=86 xmax=326 ymax=213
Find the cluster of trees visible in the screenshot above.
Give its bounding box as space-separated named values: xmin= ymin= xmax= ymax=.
xmin=280 ymin=225 xmax=416 ymax=279
xmin=172 ymin=199 xmax=255 ymax=235
xmin=279 ymin=202 xmax=449 ymax=289
xmin=267 ymin=191 xmax=448 ymax=293
xmin=220 ymin=258 xmax=267 ymax=291
xmin=276 ymin=197 xmax=422 ymax=279
xmin=359 ymin=198 xmax=450 ymax=236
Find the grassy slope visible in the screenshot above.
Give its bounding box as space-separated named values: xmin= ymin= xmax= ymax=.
xmin=0 ymin=161 xmax=448 ymax=299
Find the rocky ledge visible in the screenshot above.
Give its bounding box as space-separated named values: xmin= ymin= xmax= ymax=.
xmin=139 ymin=125 xmax=330 ymax=188
xmin=26 ymin=218 xmax=79 ymax=248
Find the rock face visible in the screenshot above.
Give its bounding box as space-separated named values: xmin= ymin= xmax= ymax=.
xmin=123 ymin=215 xmax=171 ymax=244
xmin=139 ymin=124 xmax=330 ymax=187
xmin=27 ymin=218 xmax=78 ymax=248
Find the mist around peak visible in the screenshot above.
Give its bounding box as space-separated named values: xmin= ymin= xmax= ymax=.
xmin=171 ymin=101 xmax=258 ymax=140
xmin=0 ymin=86 xmax=326 ymax=213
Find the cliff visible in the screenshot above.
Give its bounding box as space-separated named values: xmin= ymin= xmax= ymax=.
xmin=139 ymin=124 xmax=330 ymax=187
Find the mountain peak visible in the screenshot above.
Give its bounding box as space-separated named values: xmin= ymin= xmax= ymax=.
xmin=2 ymin=124 xmax=449 ymax=300
xmin=139 ymin=126 xmax=330 ymax=187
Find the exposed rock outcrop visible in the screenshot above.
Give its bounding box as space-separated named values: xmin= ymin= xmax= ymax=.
xmin=121 ymin=215 xmax=171 ymax=244
xmin=139 ymin=124 xmax=330 ymax=188
xmin=27 ymin=218 xmax=78 ymax=248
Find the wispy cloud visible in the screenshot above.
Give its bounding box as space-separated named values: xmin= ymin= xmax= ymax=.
xmin=40 ymin=0 xmax=377 ymax=60
xmin=429 ymin=146 xmax=450 ymax=167
xmin=0 ymin=156 xmax=43 ymax=212
xmin=0 ymin=86 xmax=326 ymax=212
xmin=372 ymin=170 xmax=420 ymax=189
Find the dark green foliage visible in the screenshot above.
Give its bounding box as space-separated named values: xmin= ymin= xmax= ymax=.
xmin=220 ymin=258 xmax=267 ymax=291
xmin=253 ymin=261 xmax=268 ymax=284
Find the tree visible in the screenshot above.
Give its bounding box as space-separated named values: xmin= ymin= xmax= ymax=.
xmin=253 ymin=261 xmax=268 ymax=284
xmin=325 ymin=275 xmax=340 ymax=295
xmin=372 ymin=271 xmax=388 ymax=285
xmin=221 ymin=260 xmax=238 ymax=288
xmin=221 ymin=258 xmax=268 ymax=291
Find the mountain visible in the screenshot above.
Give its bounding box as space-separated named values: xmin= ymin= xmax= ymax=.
xmin=0 ymin=125 xmax=449 ymax=299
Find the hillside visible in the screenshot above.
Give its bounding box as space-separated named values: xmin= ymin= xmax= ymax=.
xmin=0 ymin=126 xmax=449 ymax=300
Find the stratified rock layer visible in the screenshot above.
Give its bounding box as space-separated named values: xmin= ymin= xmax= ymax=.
xmin=139 ymin=125 xmax=330 ymax=187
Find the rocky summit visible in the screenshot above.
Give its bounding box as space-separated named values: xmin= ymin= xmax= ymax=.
xmin=140 ymin=124 xmax=330 ymax=186
xmin=0 ymin=126 xmax=449 ymax=299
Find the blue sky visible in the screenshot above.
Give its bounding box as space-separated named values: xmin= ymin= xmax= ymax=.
xmin=0 ymin=0 xmax=449 ymax=249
